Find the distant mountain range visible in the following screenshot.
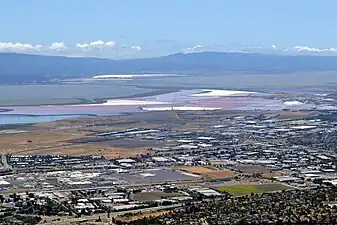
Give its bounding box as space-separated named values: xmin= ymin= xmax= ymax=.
xmin=1 ymin=52 xmax=337 ymax=84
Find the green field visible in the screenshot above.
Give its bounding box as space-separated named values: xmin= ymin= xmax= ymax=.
xmin=216 ymin=183 xmax=291 ymax=196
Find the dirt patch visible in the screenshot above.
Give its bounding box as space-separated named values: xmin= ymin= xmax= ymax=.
xmin=100 ymin=147 xmax=148 ymax=159
xmin=0 ymin=115 xmax=157 ymax=157
xmin=179 ymin=166 xmax=218 ymax=174
xmin=205 ymin=170 xmax=236 ymax=179
xmin=0 ymin=188 xmax=27 ymax=195
xmin=16 ymin=143 xmax=148 ymax=159
xmin=178 ymin=166 xmax=235 ymax=179
xmin=0 ymin=130 xmax=89 ymax=155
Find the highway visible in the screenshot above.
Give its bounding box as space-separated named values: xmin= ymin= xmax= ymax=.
xmin=29 ymin=179 xmax=206 ymax=194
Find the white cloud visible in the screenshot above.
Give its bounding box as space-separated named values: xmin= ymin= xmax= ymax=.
xmin=76 ymin=40 xmax=116 ymax=49
xmin=105 ymin=41 xmax=115 ymax=47
xmin=49 ymin=42 xmax=67 ymax=50
xmin=130 ymin=45 xmax=142 ymax=51
xmin=0 ymin=40 xmax=144 ymax=58
xmin=294 ymin=46 xmax=321 ymax=53
xmin=75 ymin=43 xmax=88 ymax=48
xmin=5 ymin=40 xmax=337 ymax=59
xmin=293 ymin=46 xmax=337 ymax=53
xmin=325 ymin=48 xmax=337 ymax=52
xmin=180 ymin=44 xmax=203 ymax=53
xmin=0 ymin=42 xmax=42 ymax=52
xmin=180 ymin=44 xmax=267 ymax=54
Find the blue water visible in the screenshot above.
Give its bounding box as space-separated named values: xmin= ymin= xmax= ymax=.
xmin=0 ymin=114 xmax=94 ymax=125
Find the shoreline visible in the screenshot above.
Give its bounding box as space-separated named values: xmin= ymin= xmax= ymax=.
xmin=0 ymin=88 xmax=179 ymax=108
xmin=0 ymin=114 xmax=98 ymax=128
xmin=0 ymin=113 xmax=97 ymax=117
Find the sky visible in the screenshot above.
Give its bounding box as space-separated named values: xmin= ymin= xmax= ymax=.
xmin=1 ymin=0 xmax=337 ymax=59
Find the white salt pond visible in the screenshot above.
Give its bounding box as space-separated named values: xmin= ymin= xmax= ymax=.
xmin=97 ymin=99 xmax=166 ymax=106
xmin=284 ymin=101 xmax=304 ymax=106
xmin=141 ymin=106 xmax=222 ymax=111
xmin=192 ymin=89 xmax=257 ymax=97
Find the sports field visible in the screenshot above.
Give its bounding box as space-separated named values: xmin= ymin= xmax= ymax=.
xmin=216 ymin=183 xmax=291 ymax=196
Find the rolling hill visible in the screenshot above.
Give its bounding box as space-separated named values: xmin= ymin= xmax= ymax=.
xmin=1 ymin=52 xmax=337 ymax=84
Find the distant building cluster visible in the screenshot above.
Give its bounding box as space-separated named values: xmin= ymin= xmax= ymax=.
xmin=1 ymin=92 xmax=337 ymax=223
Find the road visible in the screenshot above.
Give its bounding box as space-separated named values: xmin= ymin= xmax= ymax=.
xmin=28 ymin=179 xmax=206 ymax=194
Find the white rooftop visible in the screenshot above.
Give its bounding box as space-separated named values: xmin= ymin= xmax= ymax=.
xmin=152 ymin=157 xmax=171 ymax=162
xmin=117 ymin=158 xmax=136 ymax=163
xmin=0 ymin=180 xmax=10 ymax=185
